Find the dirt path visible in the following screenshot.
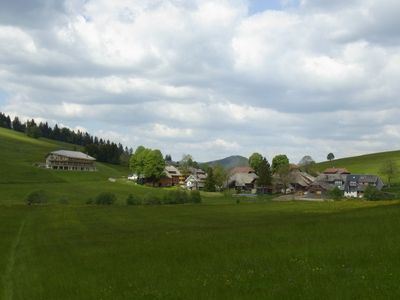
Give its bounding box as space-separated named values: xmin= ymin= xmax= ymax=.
xmin=2 ymin=220 xmax=26 ymax=300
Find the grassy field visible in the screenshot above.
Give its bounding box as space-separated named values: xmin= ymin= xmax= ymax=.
xmin=316 ymin=150 xmax=400 ymax=185
xmin=1 ymin=201 xmax=400 ymax=299
xmin=2 ymin=127 xmax=400 ymax=298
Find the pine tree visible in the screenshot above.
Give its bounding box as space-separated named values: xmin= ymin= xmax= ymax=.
xmin=204 ymin=167 xmax=216 ymax=192
xmin=257 ymin=158 xmax=272 ymax=191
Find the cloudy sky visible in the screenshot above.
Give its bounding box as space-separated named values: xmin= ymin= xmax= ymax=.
xmin=1 ymin=0 xmax=399 ymax=163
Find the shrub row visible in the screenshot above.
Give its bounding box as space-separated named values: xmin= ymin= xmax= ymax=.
xmin=127 ymin=190 xmax=202 ymax=206
xmin=86 ymin=190 xmax=202 ymax=206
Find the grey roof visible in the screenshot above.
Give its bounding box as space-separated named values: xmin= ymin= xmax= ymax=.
xmin=289 ymin=170 xmax=315 ymax=187
xmin=165 ymin=165 xmax=182 ymax=178
xmin=344 ymin=174 xmax=384 ymax=192
xmin=49 ymin=150 xmax=96 ymax=161
xmin=228 ymin=173 xmax=258 ymax=187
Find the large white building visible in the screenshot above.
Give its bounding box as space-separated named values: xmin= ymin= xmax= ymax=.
xmin=46 ymin=150 xmax=96 ymax=171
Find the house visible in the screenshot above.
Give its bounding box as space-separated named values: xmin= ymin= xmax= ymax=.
xmin=227 ymin=167 xmax=258 ymax=192
xmin=288 ymin=169 xmax=315 ymax=194
xmin=159 ymin=165 xmax=184 ymax=187
xmin=46 ymin=150 xmax=96 ymax=171
xmin=185 ymin=168 xmax=207 ymax=190
xmin=308 ymin=173 xmax=347 ymax=196
xmin=344 ymin=175 xmax=385 ymax=198
xmin=273 ymin=166 xmax=315 ymax=194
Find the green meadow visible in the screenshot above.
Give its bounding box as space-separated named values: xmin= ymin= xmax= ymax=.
xmin=2 ymin=127 xmax=400 ymax=299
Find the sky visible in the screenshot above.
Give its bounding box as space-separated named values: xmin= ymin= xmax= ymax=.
xmin=0 ymin=0 xmax=400 ymax=163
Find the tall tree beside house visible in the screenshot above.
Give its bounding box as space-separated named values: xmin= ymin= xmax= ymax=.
xmin=380 ymin=160 xmax=399 ymax=188
xmin=129 ymin=146 xmax=149 ymax=178
xmin=214 ymin=165 xmax=228 ymax=191
xmin=130 ymin=146 xmax=166 ymax=185
xmin=327 ymin=152 xmax=335 ymax=161
xmin=249 ymin=152 xmax=263 ymax=173
xmin=272 ymin=154 xmax=289 ymax=174
xmin=276 ymin=164 xmax=291 ymax=194
xmin=204 ymin=167 xmax=216 ymax=192
xmin=143 ymin=149 xmax=166 ymax=186
xmin=179 ymin=154 xmax=194 ymax=176
xmin=165 ymin=154 xmax=172 ymax=163
xmin=257 ymin=158 xmax=272 ymax=188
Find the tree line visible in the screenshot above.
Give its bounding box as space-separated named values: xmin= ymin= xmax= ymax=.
xmin=0 ymin=111 xmax=132 ymax=165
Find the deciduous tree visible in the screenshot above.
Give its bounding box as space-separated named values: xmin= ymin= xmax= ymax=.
xmin=327 ymin=153 xmax=335 ymax=161
xmin=380 ymin=160 xmax=399 ymax=188
xmin=249 ymin=152 xmax=263 ymax=173
xmin=272 ymin=154 xmax=289 ymax=174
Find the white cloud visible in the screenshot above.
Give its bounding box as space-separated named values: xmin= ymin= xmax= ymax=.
xmin=1 ymin=0 xmax=400 ymax=162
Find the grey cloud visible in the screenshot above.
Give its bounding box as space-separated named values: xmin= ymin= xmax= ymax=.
xmin=1 ymin=0 xmax=400 ymax=162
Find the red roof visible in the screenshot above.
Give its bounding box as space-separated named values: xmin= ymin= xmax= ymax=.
xmin=323 ymin=167 xmax=350 ymax=175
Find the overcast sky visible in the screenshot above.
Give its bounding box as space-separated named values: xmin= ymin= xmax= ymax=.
xmin=1 ymin=0 xmax=399 ymax=163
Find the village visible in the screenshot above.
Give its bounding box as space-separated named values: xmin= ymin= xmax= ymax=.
xmin=44 ymin=148 xmax=385 ymax=200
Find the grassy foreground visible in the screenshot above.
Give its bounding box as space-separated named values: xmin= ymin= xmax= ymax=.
xmin=2 ymin=128 xmax=400 ymax=299
xmin=1 ymin=201 xmax=400 ymax=299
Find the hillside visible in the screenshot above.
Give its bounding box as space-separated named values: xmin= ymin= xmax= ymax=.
xmin=0 ymin=127 xmax=166 ymax=204
xmin=315 ymin=150 xmax=400 ymax=184
xmin=205 ymin=155 xmax=249 ymax=169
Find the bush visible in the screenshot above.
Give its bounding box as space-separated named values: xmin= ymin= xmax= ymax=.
xmin=176 ymin=190 xmax=189 ymax=204
xmin=86 ymin=198 xmax=94 ymax=205
xmin=328 ymin=187 xmax=343 ymax=201
xmin=95 ymin=192 xmax=117 ymax=205
xmin=143 ymin=194 xmax=161 ymax=205
xmin=162 ymin=190 xmax=189 ymax=205
xmin=163 ymin=191 xmax=178 ymax=204
xmin=190 ymin=190 xmax=202 ymax=204
xmin=364 ymin=186 xmax=396 ymax=201
xmin=126 ymin=194 xmax=142 ymax=205
xmin=26 ymin=190 xmax=48 ymax=205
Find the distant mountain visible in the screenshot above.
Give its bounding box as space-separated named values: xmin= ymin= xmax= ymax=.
xmin=203 ymin=155 xmax=249 ymax=170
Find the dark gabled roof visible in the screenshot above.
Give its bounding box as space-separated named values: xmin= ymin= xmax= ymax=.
xmin=345 ymin=174 xmax=380 ymax=184
xmin=344 ymin=174 xmax=384 ymax=191
xmin=228 ymin=172 xmax=258 ymax=187
xmin=164 ymin=165 xmax=182 ymax=178
xmin=48 ymin=150 xmax=96 ymax=161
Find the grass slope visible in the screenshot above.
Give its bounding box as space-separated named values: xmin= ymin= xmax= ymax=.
xmin=316 ymin=150 xmax=400 ymax=184
xmin=0 ymin=127 xmax=168 ymax=204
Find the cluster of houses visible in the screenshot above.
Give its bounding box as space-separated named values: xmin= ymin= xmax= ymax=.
xmin=221 ymin=165 xmax=384 ymax=198
xmin=44 ymin=150 xmax=385 ymax=198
